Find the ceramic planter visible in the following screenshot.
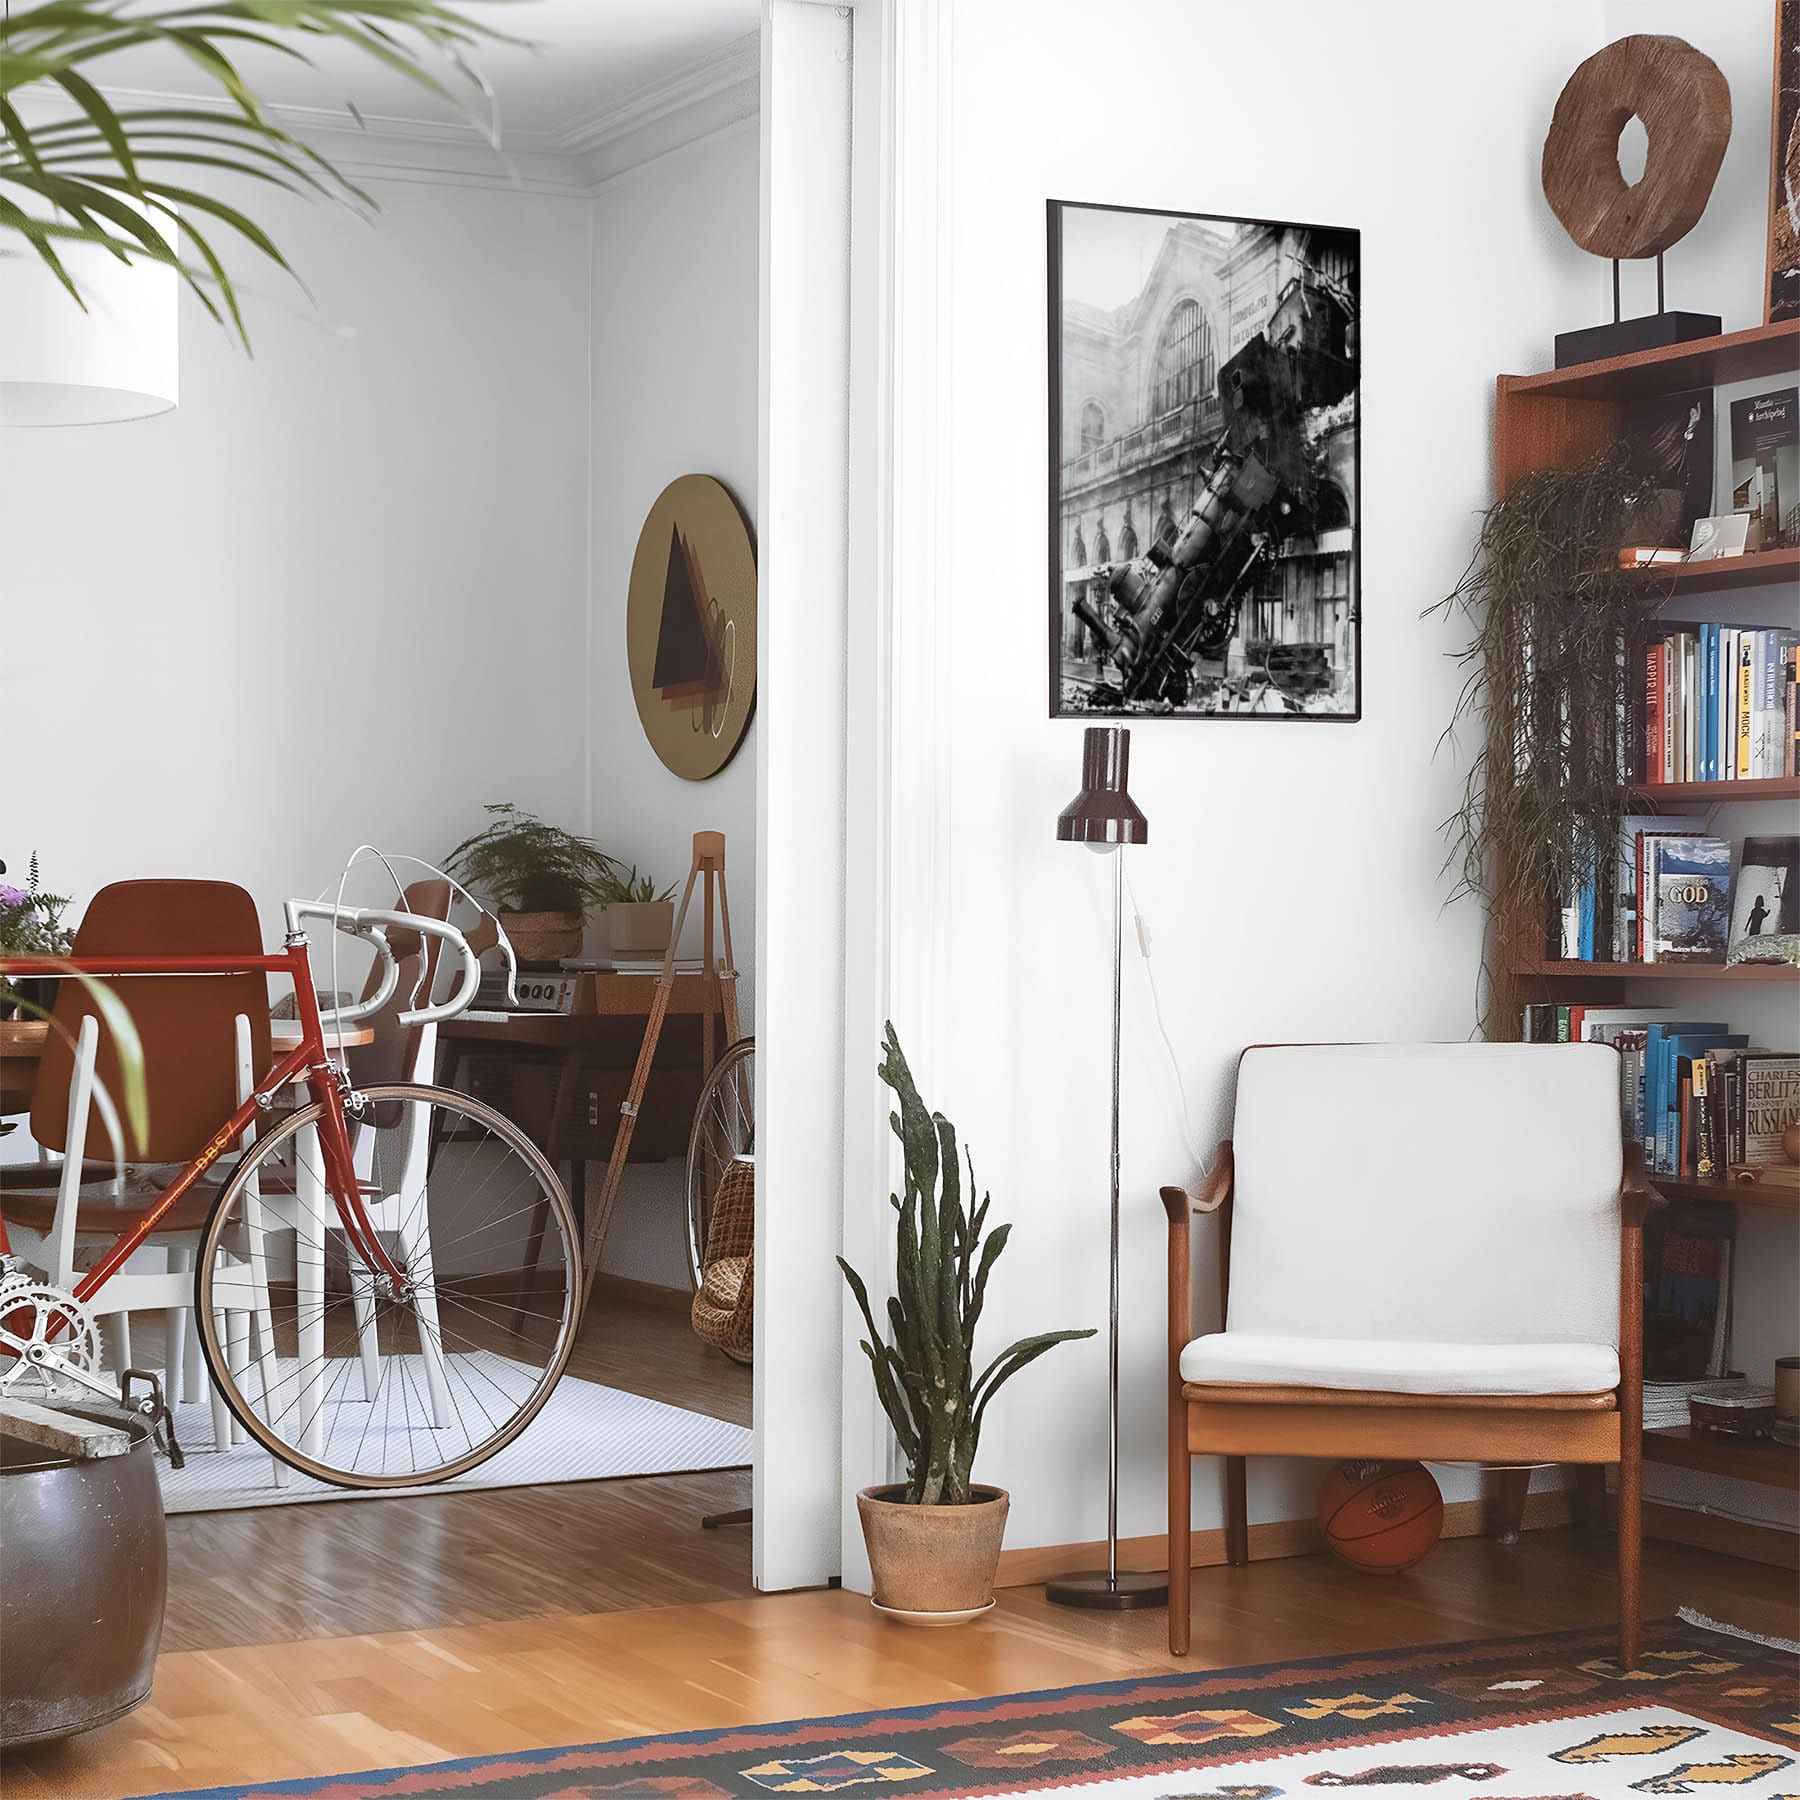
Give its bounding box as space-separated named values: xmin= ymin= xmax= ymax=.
xmin=499 ymin=909 xmax=585 ymax=969
xmin=605 ymin=900 xmax=675 ymax=959
xmin=856 ymin=1484 xmax=1008 ymax=1624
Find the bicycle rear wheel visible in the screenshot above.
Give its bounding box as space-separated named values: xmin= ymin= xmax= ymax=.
xmin=685 ymin=1037 xmax=755 ymax=1290
xmin=195 ymin=1082 xmax=580 ymax=1488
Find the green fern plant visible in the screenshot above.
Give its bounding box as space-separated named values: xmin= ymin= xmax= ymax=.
xmin=444 ymin=804 xmax=616 ymax=915
xmin=1 ymin=1 xmax=515 ymax=346
xmin=838 ymin=1024 xmax=1094 ymax=1506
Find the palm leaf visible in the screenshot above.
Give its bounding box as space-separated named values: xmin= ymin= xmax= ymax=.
xmin=0 ymin=0 xmax=521 ymax=343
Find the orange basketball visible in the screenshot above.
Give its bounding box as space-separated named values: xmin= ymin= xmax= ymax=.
xmin=1315 ymin=1460 xmax=1443 ymax=1574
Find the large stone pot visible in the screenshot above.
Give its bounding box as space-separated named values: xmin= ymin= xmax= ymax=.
xmin=856 ymin=1484 xmax=1008 ymax=1624
xmin=0 ymin=1405 xmax=167 ymax=1747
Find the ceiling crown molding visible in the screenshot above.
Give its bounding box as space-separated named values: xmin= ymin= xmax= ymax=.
xmin=17 ymin=31 xmax=761 ymax=195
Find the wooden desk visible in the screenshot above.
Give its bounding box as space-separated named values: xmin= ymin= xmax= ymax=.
xmin=437 ymin=972 xmax=734 ymax=1257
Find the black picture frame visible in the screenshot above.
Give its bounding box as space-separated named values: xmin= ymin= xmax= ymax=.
xmin=1047 ymin=198 xmax=1362 ymax=722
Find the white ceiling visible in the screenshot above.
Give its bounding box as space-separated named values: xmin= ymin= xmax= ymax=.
xmin=95 ymin=0 xmax=761 ymax=148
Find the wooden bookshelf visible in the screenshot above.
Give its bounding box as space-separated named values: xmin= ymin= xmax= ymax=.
xmin=1643 ymin=1426 xmax=1800 ymax=1491
xmin=1626 ymin=545 xmax=1800 ymax=595
xmin=1628 ymin=775 xmax=1800 ymax=803
xmin=1512 ymin=959 xmax=1800 ymax=983
xmin=1502 ymin=319 xmax=1800 ymax=404
xmin=1648 ymin=1174 xmax=1800 ymax=1215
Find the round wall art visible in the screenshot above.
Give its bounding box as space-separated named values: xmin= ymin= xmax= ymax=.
xmin=625 ymin=474 xmax=757 ymax=782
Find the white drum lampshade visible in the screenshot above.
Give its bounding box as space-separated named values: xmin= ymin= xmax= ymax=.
xmin=0 ymin=214 xmax=178 ymax=426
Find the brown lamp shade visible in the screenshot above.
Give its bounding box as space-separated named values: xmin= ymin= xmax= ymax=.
xmin=1056 ymin=726 xmax=1148 ymax=846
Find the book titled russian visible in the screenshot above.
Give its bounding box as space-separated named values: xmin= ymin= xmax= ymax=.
xmin=1729 ymin=387 xmax=1798 ymax=549
xmin=1739 ymin=1052 xmax=1800 ymax=1167
xmin=1646 ymin=836 xmax=1732 ymax=963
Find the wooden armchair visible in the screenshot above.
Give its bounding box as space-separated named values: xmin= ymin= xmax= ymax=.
xmin=1162 ymin=1043 xmax=1650 ymax=1668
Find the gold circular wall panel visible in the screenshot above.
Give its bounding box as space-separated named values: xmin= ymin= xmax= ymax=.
xmin=625 ymin=474 xmax=757 ymax=782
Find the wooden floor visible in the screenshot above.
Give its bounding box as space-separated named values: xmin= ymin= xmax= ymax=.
xmin=160 ymin=1284 xmax=755 ymax=1651
xmin=7 ymin=1532 xmax=1796 ymax=1800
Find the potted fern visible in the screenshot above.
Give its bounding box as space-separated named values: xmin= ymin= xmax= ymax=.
xmin=445 ymin=805 xmax=618 ymax=968
xmin=838 ymin=1025 xmax=1094 ymax=1623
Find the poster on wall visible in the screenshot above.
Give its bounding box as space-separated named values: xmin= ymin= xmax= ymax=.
xmin=1769 ymin=0 xmax=1800 ymax=323
xmin=1047 ymin=200 xmax=1361 ymax=721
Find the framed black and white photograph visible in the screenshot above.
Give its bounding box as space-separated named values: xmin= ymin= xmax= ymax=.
xmin=1047 ymin=200 xmax=1361 ymax=720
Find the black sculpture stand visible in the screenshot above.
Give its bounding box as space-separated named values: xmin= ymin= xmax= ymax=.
xmin=1044 ymin=1568 xmax=1170 ymax=1610
xmin=1553 ymin=251 xmax=1719 ymax=368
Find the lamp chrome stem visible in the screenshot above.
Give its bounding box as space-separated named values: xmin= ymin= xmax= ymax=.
xmin=1108 ymin=846 xmax=1122 ymax=1588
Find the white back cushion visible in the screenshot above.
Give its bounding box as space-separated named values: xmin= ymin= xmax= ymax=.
xmin=1227 ymin=1044 xmax=1622 ymax=1348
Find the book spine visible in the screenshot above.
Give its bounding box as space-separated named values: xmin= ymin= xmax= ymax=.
xmin=1678 ymin=1069 xmax=1693 ymax=1178
xmin=1681 ymin=632 xmax=1697 ymax=782
xmin=1719 ymin=627 xmax=1737 ymax=780
xmin=1700 ymin=623 xmax=1716 ymax=783
xmin=1737 ymin=634 xmax=1754 ymax=778
xmin=1666 ymin=637 xmax=1679 ymax=783
xmin=1789 ymin=646 xmax=1799 ymax=779
xmin=1644 ymin=641 xmax=1662 ymax=783
xmin=1555 ymin=1005 xmax=1571 ymax=1044
xmin=1695 ymin=1057 xmax=1715 ymax=1178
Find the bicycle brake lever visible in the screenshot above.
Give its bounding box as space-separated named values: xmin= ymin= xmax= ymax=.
xmin=121 ymin=1367 xmax=184 ymax=1470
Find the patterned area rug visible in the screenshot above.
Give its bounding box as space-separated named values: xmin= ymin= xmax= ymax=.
xmin=133 ymin=1614 xmax=1797 ymax=1800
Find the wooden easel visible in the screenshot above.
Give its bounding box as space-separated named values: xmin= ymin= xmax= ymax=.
xmin=580 ymin=831 xmax=740 ymax=1312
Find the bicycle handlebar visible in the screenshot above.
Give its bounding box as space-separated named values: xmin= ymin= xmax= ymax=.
xmin=282 ymin=900 xmax=505 ymax=1029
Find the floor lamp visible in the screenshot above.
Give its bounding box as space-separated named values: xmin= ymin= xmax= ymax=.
xmin=1046 ymin=725 xmax=1167 ymax=1611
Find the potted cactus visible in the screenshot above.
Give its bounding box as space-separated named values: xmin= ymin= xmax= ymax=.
xmin=838 ymin=1025 xmax=1094 ymax=1623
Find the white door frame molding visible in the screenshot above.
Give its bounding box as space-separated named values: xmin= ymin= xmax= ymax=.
xmin=755 ymin=0 xmax=955 ymax=1593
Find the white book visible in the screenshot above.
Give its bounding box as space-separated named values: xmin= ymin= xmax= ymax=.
xmin=1718 ymin=627 xmax=1738 ymax=780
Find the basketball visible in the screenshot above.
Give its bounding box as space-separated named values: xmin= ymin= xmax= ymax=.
xmin=1315 ymin=1460 xmax=1443 ymax=1574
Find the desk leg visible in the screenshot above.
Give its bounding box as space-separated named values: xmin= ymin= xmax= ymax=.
xmin=297 ymin=1122 xmax=327 ymax=1463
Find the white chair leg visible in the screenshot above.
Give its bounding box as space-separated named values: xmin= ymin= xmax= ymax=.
xmin=347 ymin=1244 xmax=381 ymax=1403
xmin=207 ymin=1304 xmax=234 ymax=1453
xmin=180 ymin=1305 xmax=205 ymax=1404
xmin=224 ymin=1310 xmax=251 ymax=1444
xmin=297 ymin=1123 xmax=328 ymax=1463
xmin=398 ymin=1201 xmax=451 ymax=1429
xmin=103 ymin=1311 xmax=133 ymax=1376
xmin=164 ymin=1244 xmax=189 ymax=1405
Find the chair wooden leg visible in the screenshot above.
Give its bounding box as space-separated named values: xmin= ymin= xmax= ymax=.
xmin=1224 ymin=1455 xmax=1248 ymax=1567
xmin=1570 ymin=1464 xmax=1608 ymax=1541
xmin=1617 ymin=1446 xmax=1642 ymax=1670
xmin=1168 ymin=1419 xmax=1191 ymax=1655
xmin=1487 ymin=1465 xmax=1531 ymax=1544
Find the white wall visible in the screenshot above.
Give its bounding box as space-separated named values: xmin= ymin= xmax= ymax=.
xmin=586 ymin=119 xmax=763 ymax=1285
xmin=2 ymin=177 xmax=592 ymax=923
xmin=867 ymin=0 xmax=1668 ymax=1557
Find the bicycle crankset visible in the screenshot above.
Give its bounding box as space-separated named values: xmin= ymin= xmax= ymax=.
xmin=0 ymin=1275 xmax=109 ymax=1402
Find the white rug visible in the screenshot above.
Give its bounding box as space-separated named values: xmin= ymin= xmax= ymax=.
xmin=155 ymin=1366 xmax=752 ymax=1513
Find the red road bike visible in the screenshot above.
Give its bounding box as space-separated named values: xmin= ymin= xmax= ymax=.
xmin=0 ymin=900 xmax=581 ymax=1488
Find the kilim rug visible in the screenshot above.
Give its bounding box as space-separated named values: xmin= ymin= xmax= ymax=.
xmin=133 ymin=1612 xmax=1797 ymax=1800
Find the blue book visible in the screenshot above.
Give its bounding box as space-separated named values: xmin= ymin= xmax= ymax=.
xmin=1642 ymin=1023 xmax=1727 ymax=1169
xmin=1701 ymin=624 xmax=1718 ymax=782
xmin=1578 ymin=874 xmax=1595 ymax=962
xmin=1657 ymin=1029 xmax=1742 ymax=1174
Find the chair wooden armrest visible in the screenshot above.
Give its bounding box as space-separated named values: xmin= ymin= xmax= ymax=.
xmin=1160 ymin=1140 xmax=1234 ymax=1221
xmin=1621 ymin=1139 xmax=1662 ymax=1230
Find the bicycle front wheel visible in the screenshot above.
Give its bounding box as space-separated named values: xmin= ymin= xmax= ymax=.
xmin=195 ymin=1082 xmax=581 ymax=1488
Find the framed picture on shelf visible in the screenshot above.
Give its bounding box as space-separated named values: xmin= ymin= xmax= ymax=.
xmin=1047 ymin=200 xmax=1360 ymax=721
xmin=1769 ymin=0 xmax=1800 ymax=323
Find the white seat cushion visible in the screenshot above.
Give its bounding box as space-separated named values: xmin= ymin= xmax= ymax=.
xmin=1180 ymin=1331 xmax=1619 ymax=1397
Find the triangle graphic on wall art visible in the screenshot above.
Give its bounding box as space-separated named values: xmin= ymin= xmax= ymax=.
xmin=652 ymin=524 xmax=725 ymax=708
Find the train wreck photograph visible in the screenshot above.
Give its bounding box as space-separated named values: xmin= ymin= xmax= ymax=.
xmin=1049 ymin=202 xmax=1361 ymax=719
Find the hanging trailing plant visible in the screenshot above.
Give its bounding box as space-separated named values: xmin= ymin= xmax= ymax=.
xmin=1429 ymin=446 xmax=1669 ymax=1033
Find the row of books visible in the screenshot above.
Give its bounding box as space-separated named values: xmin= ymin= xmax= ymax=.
xmin=1554 ymin=829 xmax=1796 ymax=966
xmin=1638 ymin=625 xmax=1800 ymax=784
xmin=1519 ymin=1004 xmax=1800 ymax=1180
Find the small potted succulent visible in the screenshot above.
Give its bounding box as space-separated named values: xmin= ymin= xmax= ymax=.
xmin=0 ymin=855 xmax=74 ymax=1022
xmin=838 ymin=1025 xmax=1094 ymax=1624
xmin=595 ymin=862 xmax=678 ymax=960
xmin=445 ymin=805 xmax=618 ymax=968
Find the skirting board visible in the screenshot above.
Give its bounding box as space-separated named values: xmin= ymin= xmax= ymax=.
xmin=993 ymin=1488 xmax=1572 ymax=1588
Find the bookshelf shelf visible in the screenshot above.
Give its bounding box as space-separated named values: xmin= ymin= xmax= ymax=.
xmin=1512 ymin=959 xmax=1800 ymax=983
xmin=1629 ymin=776 xmax=1800 ymax=803
xmin=1500 ymin=320 xmax=1800 ymax=404
xmin=1627 ymin=546 xmax=1800 ymax=595
xmin=1642 ymin=1426 xmax=1800 ymax=1491
xmin=1648 ymin=1174 xmax=1800 ymax=1215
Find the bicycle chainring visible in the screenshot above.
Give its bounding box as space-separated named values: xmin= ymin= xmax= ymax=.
xmin=0 ymin=1278 xmax=104 ymax=1398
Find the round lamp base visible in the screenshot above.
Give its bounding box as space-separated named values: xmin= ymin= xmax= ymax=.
xmin=1043 ymin=1568 xmax=1169 ymax=1611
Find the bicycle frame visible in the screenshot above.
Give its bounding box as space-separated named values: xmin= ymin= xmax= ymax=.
xmin=0 ymin=937 xmax=406 ymax=1301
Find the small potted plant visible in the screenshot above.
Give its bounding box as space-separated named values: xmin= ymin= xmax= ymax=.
xmin=838 ymin=1024 xmax=1094 ymax=1624
xmin=445 ymin=805 xmax=617 ymax=968
xmin=0 ymin=855 xmax=74 ymax=1022
xmin=596 ymin=862 xmax=678 ymax=960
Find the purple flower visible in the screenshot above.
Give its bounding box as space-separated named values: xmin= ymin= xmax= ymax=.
xmin=0 ymin=885 xmax=31 ymax=910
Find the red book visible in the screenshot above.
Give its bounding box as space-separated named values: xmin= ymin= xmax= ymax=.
xmin=1644 ymin=641 xmax=1663 ymax=784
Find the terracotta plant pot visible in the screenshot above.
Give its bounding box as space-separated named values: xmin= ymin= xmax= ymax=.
xmin=499 ymin=909 xmax=585 ymax=969
xmin=605 ymin=900 xmax=675 ymax=959
xmin=856 ymin=1484 xmax=1009 ymax=1623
